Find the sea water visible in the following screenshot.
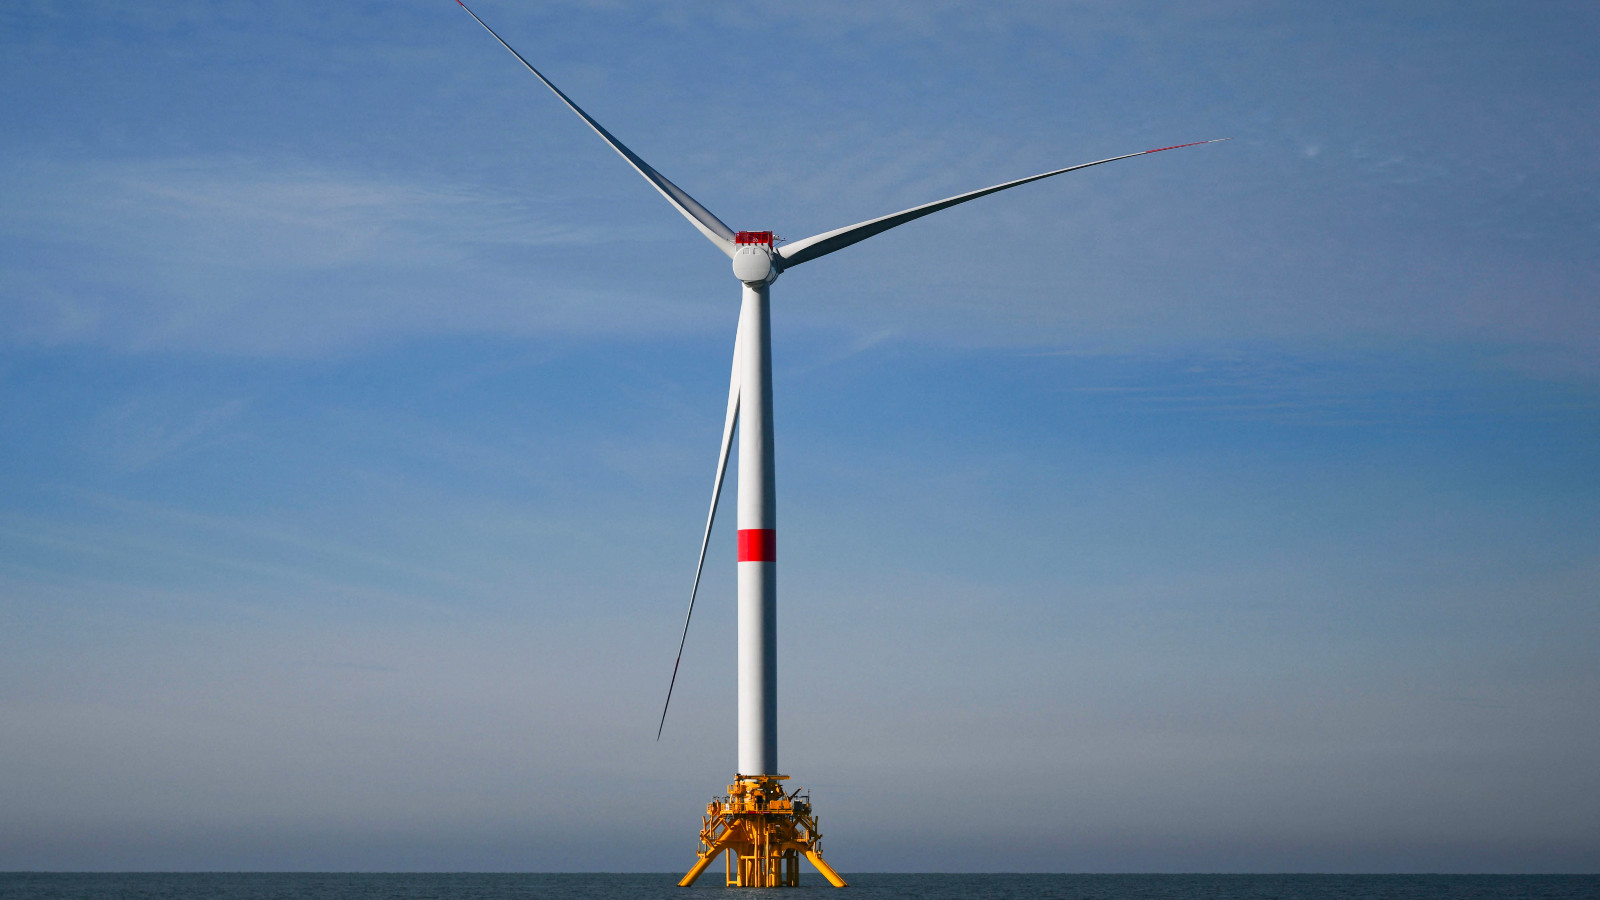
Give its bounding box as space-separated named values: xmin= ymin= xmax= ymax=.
xmin=0 ymin=874 xmax=1595 ymax=900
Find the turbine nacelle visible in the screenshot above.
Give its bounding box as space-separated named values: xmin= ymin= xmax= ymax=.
xmin=732 ymin=231 xmax=780 ymax=285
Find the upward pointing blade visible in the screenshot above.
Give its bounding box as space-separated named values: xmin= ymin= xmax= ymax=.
xmin=456 ymin=1 xmax=737 ymax=257
xmin=657 ymin=308 xmax=743 ymax=740
xmin=777 ymin=140 xmax=1229 ymax=268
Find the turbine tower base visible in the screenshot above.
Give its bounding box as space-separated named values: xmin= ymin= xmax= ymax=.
xmin=677 ymin=775 xmax=846 ymax=888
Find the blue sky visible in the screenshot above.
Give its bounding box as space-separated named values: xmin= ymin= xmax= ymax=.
xmin=2 ymin=0 xmax=1597 ymax=873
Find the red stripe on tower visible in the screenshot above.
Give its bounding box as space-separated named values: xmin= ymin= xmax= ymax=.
xmin=737 ymin=529 xmax=776 ymax=562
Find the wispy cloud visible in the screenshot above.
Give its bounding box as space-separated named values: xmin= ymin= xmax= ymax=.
xmin=96 ymin=396 xmax=248 ymax=471
xmin=0 ymin=156 xmax=719 ymax=355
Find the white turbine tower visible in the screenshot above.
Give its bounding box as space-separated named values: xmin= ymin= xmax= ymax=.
xmin=456 ymin=2 xmax=1224 ymax=887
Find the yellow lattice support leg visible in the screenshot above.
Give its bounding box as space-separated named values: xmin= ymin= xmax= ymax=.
xmin=677 ymin=848 xmax=720 ymax=888
xmin=805 ymin=850 xmax=848 ymax=888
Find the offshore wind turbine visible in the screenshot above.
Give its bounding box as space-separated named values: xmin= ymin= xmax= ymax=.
xmin=456 ymin=2 xmax=1223 ymax=887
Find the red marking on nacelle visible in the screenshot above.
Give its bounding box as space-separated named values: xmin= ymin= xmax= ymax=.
xmin=736 ymin=231 xmax=774 ymax=245
xmin=738 ymin=529 xmax=776 ymax=562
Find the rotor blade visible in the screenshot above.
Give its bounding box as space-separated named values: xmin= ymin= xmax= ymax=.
xmin=777 ymin=139 xmax=1228 ymax=268
xmin=456 ymin=0 xmax=737 ymax=257
xmin=657 ymin=309 xmax=743 ymax=740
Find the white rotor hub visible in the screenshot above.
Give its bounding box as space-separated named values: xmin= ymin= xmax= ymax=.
xmin=732 ymin=246 xmax=777 ymax=284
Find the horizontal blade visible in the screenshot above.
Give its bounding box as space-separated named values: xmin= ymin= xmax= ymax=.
xmin=657 ymin=308 xmax=743 ymax=740
xmin=777 ymin=139 xmax=1228 ymax=268
xmin=456 ymin=0 xmax=737 ymax=258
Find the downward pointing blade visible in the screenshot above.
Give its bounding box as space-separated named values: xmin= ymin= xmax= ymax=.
xmin=657 ymin=309 xmax=744 ymax=740
xmin=777 ymin=139 xmax=1228 ymax=268
xmin=455 ymin=0 xmax=737 ymax=257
